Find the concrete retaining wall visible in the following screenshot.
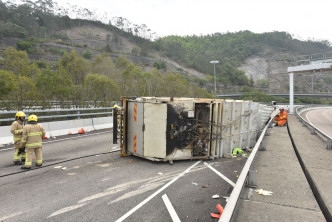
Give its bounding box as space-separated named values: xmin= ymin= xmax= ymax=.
xmin=0 ymin=116 xmax=113 ymax=146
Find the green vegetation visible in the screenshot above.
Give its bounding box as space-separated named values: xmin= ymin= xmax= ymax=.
xmin=1 ymin=0 xmax=332 ymax=104
xmin=0 ymin=48 xmax=211 ymax=110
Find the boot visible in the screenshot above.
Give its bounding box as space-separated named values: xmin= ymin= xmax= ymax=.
xmin=14 ymin=161 xmax=22 ymax=165
xmin=21 ymin=166 xmax=31 ymax=170
xmin=36 ymin=164 xmax=42 ymax=167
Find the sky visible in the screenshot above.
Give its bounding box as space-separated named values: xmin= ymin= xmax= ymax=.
xmin=54 ymin=0 xmax=332 ymax=42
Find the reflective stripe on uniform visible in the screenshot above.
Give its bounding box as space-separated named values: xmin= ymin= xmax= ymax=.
xmin=25 ymin=162 xmax=32 ymax=166
xmin=14 ymin=149 xmax=20 ymax=160
xmin=14 ymin=137 xmax=21 ymax=141
xmin=36 ymin=160 xmax=42 ymax=164
xmin=15 ymin=130 xmax=22 ymax=134
xmin=28 ymin=132 xmax=42 ymax=136
xmin=26 ymin=142 xmax=42 ymax=147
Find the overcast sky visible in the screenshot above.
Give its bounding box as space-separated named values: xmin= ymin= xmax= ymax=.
xmin=55 ymin=0 xmax=331 ymax=42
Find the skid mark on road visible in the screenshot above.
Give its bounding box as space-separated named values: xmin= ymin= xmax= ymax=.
xmin=109 ymin=182 xmax=165 ymax=204
xmin=47 ymin=204 xmax=85 ymax=218
xmin=0 ymin=211 xmax=26 ymax=221
xmin=114 ymin=160 xmax=202 ymax=222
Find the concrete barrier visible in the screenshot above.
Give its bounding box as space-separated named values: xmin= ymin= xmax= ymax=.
xmin=0 ymin=116 xmax=113 ymax=146
xmin=0 ymin=125 xmax=13 ymax=146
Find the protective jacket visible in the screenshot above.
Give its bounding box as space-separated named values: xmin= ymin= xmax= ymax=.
xmin=278 ymin=111 xmax=288 ymax=126
xmin=11 ymin=120 xmax=24 ymax=149
xmin=232 ymin=148 xmax=244 ymax=155
xmin=21 ymin=123 xmax=46 ymax=149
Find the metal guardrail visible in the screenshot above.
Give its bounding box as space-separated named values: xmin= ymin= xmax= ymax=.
xmin=219 ymin=111 xmax=277 ymax=221
xmin=295 ymin=105 xmax=332 ymax=149
xmin=0 ymin=107 xmax=113 ymax=123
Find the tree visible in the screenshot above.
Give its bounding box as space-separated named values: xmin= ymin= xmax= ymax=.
xmin=10 ymin=76 xmax=37 ymax=110
xmin=84 ymin=74 xmax=119 ymax=106
xmin=36 ymin=67 xmax=73 ymax=108
xmin=1 ymin=47 xmax=40 ymax=78
xmin=159 ymin=73 xmax=190 ymax=97
xmin=59 ymin=50 xmax=89 ymax=85
xmin=0 ymin=70 xmax=15 ymax=97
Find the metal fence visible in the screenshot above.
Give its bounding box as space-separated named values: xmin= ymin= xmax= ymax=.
xmin=295 ymin=105 xmax=332 ymax=149
xmin=0 ymin=107 xmax=113 ymax=125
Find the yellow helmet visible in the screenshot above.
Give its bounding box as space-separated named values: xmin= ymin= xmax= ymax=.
xmin=28 ymin=114 xmax=38 ymax=122
xmin=15 ymin=111 xmax=26 ymax=119
xmin=113 ymin=105 xmax=119 ymax=109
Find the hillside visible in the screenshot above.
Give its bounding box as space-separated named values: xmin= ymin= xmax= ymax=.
xmin=1 ymin=0 xmax=332 ymax=109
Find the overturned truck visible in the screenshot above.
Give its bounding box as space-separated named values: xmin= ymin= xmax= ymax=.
xmin=113 ymin=97 xmax=273 ymax=163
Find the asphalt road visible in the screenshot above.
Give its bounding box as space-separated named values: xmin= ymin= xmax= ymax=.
xmin=305 ymin=108 xmax=332 ymax=137
xmin=0 ymin=130 xmax=247 ymax=222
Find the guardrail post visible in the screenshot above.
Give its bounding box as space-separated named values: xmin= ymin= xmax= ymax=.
xmin=327 ymin=139 xmax=332 ymax=150
xmin=265 ymin=128 xmax=271 ymax=136
xmin=246 ymin=170 xmax=257 ymax=188
xmin=301 ymin=120 xmax=306 ymax=126
xmin=269 ymin=122 xmax=274 ymax=128
xmin=77 ymin=111 xmax=80 ymax=119
xmin=259 ymin=141 xmax=266 ymax=151
xmin=310 ymin=127 xmax=316 ymax=135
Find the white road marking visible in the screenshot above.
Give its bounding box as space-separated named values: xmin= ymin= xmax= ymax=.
xmin=305 ymin=112 xmax=315 ymax=126
xmin=101 ymin=178 xmax=110 ymax=181
xmin=47 ymin=204 xmax=85 ymax=218
xmin=204 ymin=162 xmax=236 ymax=187
xmin=114 ymin=160 xmax=201 ymax=222
xmin=162 ymin=194 xmax=181 ymax=222
xmin=0 ymin=211 xmax=25 ymax=221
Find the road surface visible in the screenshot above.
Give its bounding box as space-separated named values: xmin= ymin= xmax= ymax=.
xmin=0 ymin=129 xmax=246 ymax=222
xmin=305 ymin=108 xmax=332 ymax=137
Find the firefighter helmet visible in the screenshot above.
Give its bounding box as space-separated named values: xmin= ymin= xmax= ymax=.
xmin=15 ymin=111 xmax=26 ymax=120
xmin=279 ymin=107 xmax=284 ymax=111
xmin=28 ymin=114 xmax=38 ymax=122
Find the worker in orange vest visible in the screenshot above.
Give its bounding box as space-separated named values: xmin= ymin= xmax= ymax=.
xmin=274 ymin=107 xmax=288 ymax=126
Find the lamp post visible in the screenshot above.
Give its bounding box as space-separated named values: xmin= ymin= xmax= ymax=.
xmin=210 ymin=60 xmax=219 ymax=94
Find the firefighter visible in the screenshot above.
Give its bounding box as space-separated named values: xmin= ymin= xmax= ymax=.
xmin=20 ymin=114 xmax=46 ymax=170
xmin=11 ymin=111 xmax=26 ymax=165
xmin=275 ymin=107 xmax=288 ymax=126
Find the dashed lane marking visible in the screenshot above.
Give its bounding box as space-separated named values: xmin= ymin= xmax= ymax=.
xmin=47 ymin=204 xmax=85 ymax=218
xmin=162 ymin=194 xmax=181 ymax=222
xmin=204 ymin=162 xmax=236 ymax=187
xmin=114 ymin=160 xmax=201 ymax=222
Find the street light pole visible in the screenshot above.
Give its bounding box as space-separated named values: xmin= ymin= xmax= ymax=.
xmin=210 ymin=60 xmax=219 ymax=94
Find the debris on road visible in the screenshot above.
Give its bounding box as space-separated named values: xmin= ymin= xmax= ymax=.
xmin=202 ymin=184 xmax=209 ymax=188
xmin=212 ymin=194 xmax=220 ymax=199
xmin=255 ymin=189 xmax=273 ymax=196
xmin=54 ymin=166 xmax=62 ymax=169
xmin=211 ymin=204 xmax=224 ymax=218
xmin=192 ymin=182 xmax=198 ymax=186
